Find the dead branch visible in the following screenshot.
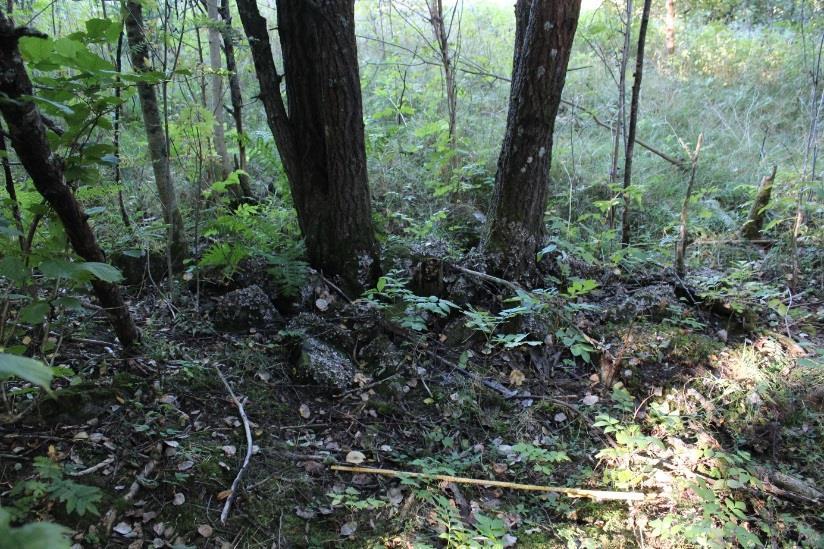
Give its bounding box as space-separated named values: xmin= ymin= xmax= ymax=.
xmin=331 ymin=465 xmax=650 ymax=501
xmin=215 ymin=365 xmax=254 ymax=525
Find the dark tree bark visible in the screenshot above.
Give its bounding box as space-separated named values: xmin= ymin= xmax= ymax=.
xmin=124 ymin=1 xmax=186 ymax=266
xmin=482 ymin=0 xmax=582 ymax=282
xmin=0 ymin=12 xmax=140 ymax=347
xmin=218 ymin=0 xmax=252 ymax=197
xmin=620 ymin=0 xmax=652 ymax=247
xmin=237 ymin=0 xmax=380 ymax=294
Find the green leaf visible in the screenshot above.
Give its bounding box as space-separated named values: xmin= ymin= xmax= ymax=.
xmin=75 ymin=262 xmax=123 ymax=283
xmin=0 ymin=354 xmax=54 ymax=392
xmin=20 ymin=301 xmax=50 ymax=324
xmin=84 ymin=18 xmax=122 ymax=43
xmin=18 ymin=36 xmax=54 ymax=64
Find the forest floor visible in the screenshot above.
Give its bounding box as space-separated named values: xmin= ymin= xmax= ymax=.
xmin=1 ymin=251 xmax=823 ymax=548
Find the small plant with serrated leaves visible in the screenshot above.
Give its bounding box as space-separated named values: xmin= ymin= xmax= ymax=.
xmin=9 ymin=457 xmax=102 ymax=520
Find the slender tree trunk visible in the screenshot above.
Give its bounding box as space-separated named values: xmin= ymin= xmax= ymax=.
xmin=620 ymin=0 xmax=652 ymax=247
xmin=206 ymin=0 xmax=233 ymax=189
xmin=741 ymin=165 xmax=777 ymax=241
xmin=0 ymin=13 xmax=140 ymax=347
xmin=675 ymin=133 xmax=703 ymax=276
xmin=482 ymin=0 xmax=582 ymax=282
xmin=665 ymin=0 xmax=676 ymax=56
xmin=0 ymin=120 xmax=25 ymax=252
xmin=123 ymin=1 xmax=185 ymax=266
xmin=426 ymin=0 xmax=458 ymax=171
xmin=219 ymin=0 xmax=252 ymax=197
xmin=607 ymin=0 xmax=631 ymax=229
xmin=237 ymin=0 xmax=381 ymax=294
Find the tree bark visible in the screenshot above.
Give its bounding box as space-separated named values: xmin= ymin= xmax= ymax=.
xmin=741 ymin=165 xmax=777 ymax=241
xmin=218 ymin=0 xmax=252 ymax=197
xmin=620 ymin=0 xmax=652 ymax=247
xmin=426 ymin=0 xmax=458 ymax=170
xmin=675 ymin=133 xmax=702 ymax=277
xmin=665 ymin=0 xmax=676 ymax=56
xmin=237 ymin=0 xmax=381 ymax=294
xmin=206 ymin=0 xmax=233 ymax=189
xmin=0 ymin=12 xmax=140 ymax=347
xmin=482 ymin=0 xmax=582 ymax=282
xmin=123 ymin=1 xmax=186 ymax=266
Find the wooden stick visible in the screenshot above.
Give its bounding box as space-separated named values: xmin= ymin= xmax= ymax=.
xmin=331 ymin=465 xmax=650 ymax=502
xmin=215 ymin=365 xmax=254 ymax=524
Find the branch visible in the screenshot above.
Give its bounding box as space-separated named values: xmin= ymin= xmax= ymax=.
xmin=331 ymin=465 xmax=651 ymax=502
xmin=215 ymin=365 xmax=254 ymax=525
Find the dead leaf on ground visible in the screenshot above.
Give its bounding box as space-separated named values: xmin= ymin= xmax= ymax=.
xmin=340 ymin=521 xmax=357 ymax=536
xmin=345 ymin=450 xmax=366 ymax=464
xmin=299 ymin=403 xmax=311 ymax=419
xmin=508 ymin=369 xmax=525 ymax=387
xmin=197 ymin=524 xmax=213 ymax=538
xmin=173 ymin=493 xmax=185 ymax=506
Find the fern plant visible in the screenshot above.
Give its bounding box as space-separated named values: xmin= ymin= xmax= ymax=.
xmin=9 ymin=457 xmax=102 ymax=519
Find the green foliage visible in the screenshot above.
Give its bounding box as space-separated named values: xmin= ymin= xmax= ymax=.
xmin=0 ymin=506 xmax=71 ymax=549
xmin=366 ymin=271 xmax=458 ymax=332
xmin=9 ymin=457 xmax=102 ymax=519
xmin=0 ymin=354 xmax=54 ymax=394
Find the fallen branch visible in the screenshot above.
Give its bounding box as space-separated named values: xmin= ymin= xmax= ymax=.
xmin=101 ymin=459 xmax=156 ymax=537
xmin=68 ymin=456 xmax=114 ymax=477
xmin=215 ymin=365 xmax=254 ymax=525
xmin=331 ymin=465 xmax=650 ymax=502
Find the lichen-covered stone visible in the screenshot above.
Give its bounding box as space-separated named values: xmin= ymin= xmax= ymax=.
xmin=210 ymin=285 xmax=283 ymax=332
xmin=298 ymin=337 xmax=356 ymax=389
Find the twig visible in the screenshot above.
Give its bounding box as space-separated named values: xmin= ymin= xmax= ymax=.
xmin=215 ymin=365 xmax=254 ymax=525
xmin=68 ymin=456 xmax=114 ymax=477
xmin=331 ymin=465 xmax=650 ymax=501
xmin=320 ymin=273 xmax=354 ymax=305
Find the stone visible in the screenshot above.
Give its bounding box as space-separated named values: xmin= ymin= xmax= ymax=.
xmin=210 ymin=285 xmax=282 ymax=332
xmin=297 ymin=337 xmax=356 ymax=390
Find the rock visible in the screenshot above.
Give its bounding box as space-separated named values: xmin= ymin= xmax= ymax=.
xmin=210 ymin=285 xmax=283 ymax=332
xmin=297 ymin=337 xmax=356 ymax=389
xmin=111 ymin=250 xmax=168 ymax=286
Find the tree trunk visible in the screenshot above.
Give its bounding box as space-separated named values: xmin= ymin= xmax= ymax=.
xmin=426 ymin=0 xmax=458 ymax=172
xmin=607 ymin=0 xmax=632 ymax=229
xmin=620 ymin=0 xmax=652 ymax=247
xmin=206 ymin=0 xmax=233 ymax=191
xmin=219 ymin=0 xmax=252 ymax=197
xmin=665 ymin=0 xmax=676 ymax=56
xmin=237 ymin=0 xmax=381 ymax=294
xmin=675 ymin=133 xmax=703 ymax=277
xmin=123 ymin=1 xmax=186 ymax=266
xmin=0 ymin=13 xmax=140 ymax=348
xmin=482 ymin=0 xmax=582 ymax=282
xmin=741 ymin=165 xmax=777 ymax=241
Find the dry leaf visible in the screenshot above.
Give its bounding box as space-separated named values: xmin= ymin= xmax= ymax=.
xmin=299 ymin=403 xmax=311 ymax=419
xmin=553 ymin=412 xmax=567 ymax=422
xmin=222 ymin=445 xmax=237 ymax=457
xmin=493 ymin=463 xmax=508 ymax=475
xmin=508 ymin=369 xmax=525 ymax=387
xmin=345 ymin=450 xmax=366 ymax=464
xmin=177 ymin=460 xmax=194 ymax=471
xmin=172 ymin=493 xmax=185 ymax=506
xmin=113 ymin=522 xmax=134 ymax=536
xmin=217 ymin=489 xmax=233 ymax=501
xmin=581 ymin=394 xmax=599 ymax=406
xmin=340 ymin=521 xmax=357 ymax=536
xmin=315 ymin=298 xmax=329 ymax=311
xmin=197 ymin=524 xmax=213 ymax=538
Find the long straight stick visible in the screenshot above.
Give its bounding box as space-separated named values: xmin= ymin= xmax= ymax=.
xmin=331 ymin=465 xmax=649 ymax=502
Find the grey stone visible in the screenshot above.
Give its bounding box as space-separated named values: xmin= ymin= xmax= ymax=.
xmin=211 ymin=285 xmax=283 ymax=331
xmin=299 ymin=337 xmax=356 ymax=389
